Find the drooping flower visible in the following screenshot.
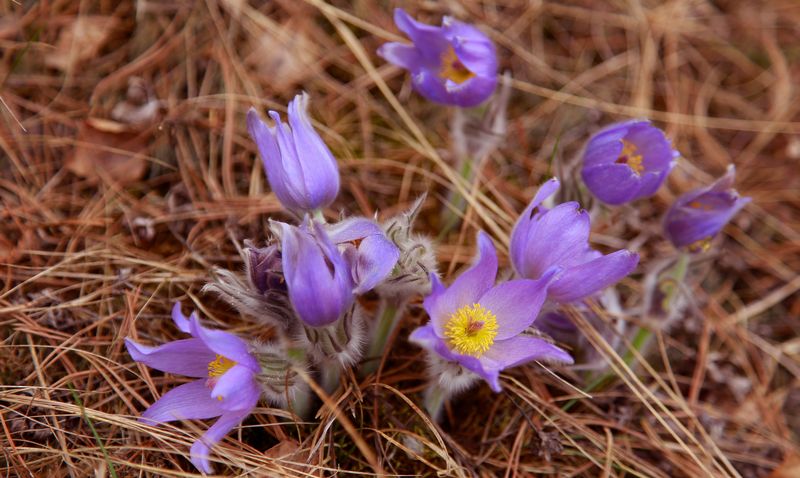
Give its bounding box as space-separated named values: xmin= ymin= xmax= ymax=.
xmin=581 ymin=119 xmax=679 ymax=205
xmin=325 ymin=217 xmax=401 ymax=294
xmin=510 ymin=178 xmax=640 ymax=303
xmin=125 ymin=303 xmax=261 ymax=474
xmin=664 ymin=165 xmax=750 ymax=252
xmin=246 ymin=93 xmax=339 ymax=213
xmin=378 ymin=8 xmax=498 ymax=107
xmin=409 ymin=231 xmax=573 ymax=392
xmin=278 ymin=220 xmax=354 ymax=327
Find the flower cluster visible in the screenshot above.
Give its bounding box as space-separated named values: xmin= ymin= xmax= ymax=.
xmin=123 ymin=7 xmax=752 ymax=474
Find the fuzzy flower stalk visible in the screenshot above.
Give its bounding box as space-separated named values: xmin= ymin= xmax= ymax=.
xmin=378 ymin=8 xmax=497 ymax=107
xmin=511 ymin=178 xmax=640 ymax=303
xmin=125 ymin=304 xmax=301 ymax=473
xmin=581 ymin=120 xmax=679 ymax=205
xmin=664 ymin=165 xmax=750 ymax=253
xmin=410 ymin=232 xmax=573 ymax=421
xmin=247 ymin=92 xmax=340 ymax=215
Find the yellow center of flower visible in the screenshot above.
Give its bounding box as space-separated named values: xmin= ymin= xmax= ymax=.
xmin=207 ymin=355 xmax=237 ymax=401
xmin=444 ymin=303 xmax=498 ymax=357
xmin=688 ymin=200 xmax=714 ymax=211
xmin=439 ymin=47 xmax=476 ymax=84
xmin=616 ymin=139 xmax=644 ymax=175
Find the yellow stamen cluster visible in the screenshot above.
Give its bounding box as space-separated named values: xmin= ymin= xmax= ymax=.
xmin=207 ymin=354 xmax=236 ymax=378
xmin=687 ymin=237 xmax=712 ymax=253
xmin=444 ymin=303 xmax=498 ymax=357
xmin=439 ymin=47 xmax=476 ymax=84
xmin=616 ymin=139 xmax=644 ymax=175
xmin=688 ymin=200 xmax=713 ymax=211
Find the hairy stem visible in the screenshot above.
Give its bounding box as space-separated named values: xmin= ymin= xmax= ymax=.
xmin=361 ymin=297 xmax=406 ymax=377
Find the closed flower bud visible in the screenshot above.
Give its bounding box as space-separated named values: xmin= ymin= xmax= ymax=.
xmin=247 ymin=93 xmax=340 ymax=213
xmin=581 ymin=119 xmax=678 ymax=205
xmin=664 ymin=165 xmax=750 ymax=252
xmin=378 ymin=8 xmax=497 ymax=107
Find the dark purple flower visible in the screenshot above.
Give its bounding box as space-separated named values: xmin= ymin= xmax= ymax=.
xmin=246 ymin=244 xmax=285 ymax=295
xmin=279 ymin=220 xmax=354 ymax=327
xmin=326 ymin=217 xmax=400 ymax=294
xmin=247 ymin=93 xmax=339 ymax=213
xmin=378 ymin=8 xmax=497 ymax=107
xmin=581 ymin=119 xmax=678 ymax=205
xmin=125 ymin=303 xmax=260 ymax=474
xmin=511 ymin=178 xmax=639 ymax=303
xmin=409 ymin=231 xmax=573 ymax=392
xmin=664 ymin=165 xmax=750 ymax=252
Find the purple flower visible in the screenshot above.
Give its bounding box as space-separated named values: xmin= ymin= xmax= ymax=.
xmin=125 ymin=303 xmax=261 ymax=474
xmin=279 ymin=220 xmax=354 ymax=327
xmin=510 ymin=178 xmax=640 ymax=303
xmin=326 ymin=217 xmax=401 ymax=294
xmin=246 ymin=93 xmax=339 ymax=213
xmin=664 ymin=165 xmax=750 ymax=252
xmin=581 ymin=120 xmax=678 ymax=205
xmin=409 ymin=231 xmax=573 ymax=392
xmin=378 ymin=8 xmax=498 ymax=107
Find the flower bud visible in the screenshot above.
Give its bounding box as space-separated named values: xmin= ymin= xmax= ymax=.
xmin=663 ymin=165 xmax=750 ymax=252
xmin=247 ymin=93 xmax=339 ymax=213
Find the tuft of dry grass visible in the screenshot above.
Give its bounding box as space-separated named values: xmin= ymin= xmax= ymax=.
xmin=1 ymin=0 xmax=799 ymax=476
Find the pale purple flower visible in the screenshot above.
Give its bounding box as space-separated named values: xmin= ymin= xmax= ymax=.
xmin=326 ymin=217 xmax=401 ymax=294
xmin=247 ymin=93 xmax=339 ymax=213
xmin=378 ymin=8 xmax=497 ymax=107
xmin=510 ymin=178 xmax=639 ymax=303
xmin=125 ymin=303 xmax=260 ymax=474
xmin=279 ymin=220 xmax=354 ymax=327
xmin=664 ymin=165 xmax=750 ymax=252
xmin=409 ymin=231 xmax=573 ymax=392
xmin=581 ymin=119 xmax=678 ymax=205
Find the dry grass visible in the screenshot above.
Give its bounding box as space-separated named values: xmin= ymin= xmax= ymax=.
xmin=2 ymin=0 xmax=799 ymax=476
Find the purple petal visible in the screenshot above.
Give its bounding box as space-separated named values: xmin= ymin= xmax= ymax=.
xmin=424 ymin=231 xmax=498 ymax=336
xmin=188 ymin=315 xmax=260 ymax=373
xmin=190 ymin=408 xmax=252 ymax=475
xmin=443 ymin=18 xmax=497 ymax=77
xmin=510 ymin=178 xmax=560 ymax=274
xmin=171 ymin=302 xmax=192 ymax=334
xmin=513 ymin=202 xmax=591 ymax=278
xmin=210 ymin=365 xmax=260 ymax=412
xmin=125 ymin=338 xmax=215 ymax=378
xmin=483 ymin=335 xmax=574 ymax=369
xmin=247 ymin=108 xmax=304 ymax=210
xmin=140 ymin=380 xmax=225 ymax=424
xmin=581 ymin=163 xmax=642 ymax=205
xmin=351 ymin=233 xmax=400 ymax=294
xmin=392 ymin=8 xmax=449 ymax=64
xmin=478 ymin=271 xmax=558 ymax=341
xmin=377 ymin=42 xmax=422 ymax=70
xmin=548 ymin=250 xmax=639 ymax=303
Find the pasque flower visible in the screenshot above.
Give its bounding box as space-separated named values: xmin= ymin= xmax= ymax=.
xmin=125 ymin=303 xmax=261 ymax=474
xmin=511 ymin=178 xmax=640 ymax=303
xmin=410 ymin=231 xmax=573 ymax=392
xmin=664 ymin=165 xmax=750 ymax=252
xmin=247 ymin=93 xmax=339 ymax=213
xmin=326 ymin=217 xmax=401 ymax=294
xmin=378 ymin=8 xmax=497 ymax=107
xmin=278 ymin=220 xmax=354 ymax=327
xmin=581 ymin=119 xmax=678 ymax=205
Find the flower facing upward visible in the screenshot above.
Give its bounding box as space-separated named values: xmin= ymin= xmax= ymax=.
xmin=378 ymin=8 xmax=497 ymax=107
xmin=125 ymin=303 xmax=260 ymax=474
xmin=581 ymin=120 xmax=678 ymax=205
xmin=279 ymin=219 xmax=355 ymax=327
xmin=664 ymin=165 xmax=750 ymax=252
xmin=410 ymin=231 xmax=573 ymax=392
xmin=510 ymin=178 xmax=640 ymax=303
xmin=246 ymin=93 xmax=340 ymax=213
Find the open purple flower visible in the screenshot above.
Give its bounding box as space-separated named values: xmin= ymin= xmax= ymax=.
xmin=410 ymin=231 xmax=573 ymax=392
xmin=378 ymin=8 xmax=497 ymax=107
xmin=664 ymin=165 xmax=750 ymax=252
xmin=511 ymin=178 xmax=639 ymax=303
xmin=279 ymin=220 xmax=354 ymax=327
xmin=125 ymin=303 xmax=260 ymax=474
xmin=247 ymin=93 xmax=339 ymax=213
xmin=581 ymin=119 xmax=678 ymax=205
xmin=326 ymin=217 xmax=401 ymax=294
